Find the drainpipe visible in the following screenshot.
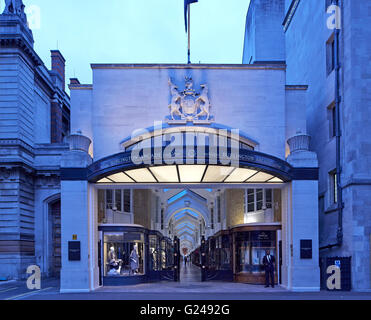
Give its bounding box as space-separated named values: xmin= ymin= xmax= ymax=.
xmin=320 ymin=0 xmax=343 ymax=250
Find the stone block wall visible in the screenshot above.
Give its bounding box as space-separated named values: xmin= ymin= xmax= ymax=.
xmin=0 ymin=168 xmax=35 ymax=280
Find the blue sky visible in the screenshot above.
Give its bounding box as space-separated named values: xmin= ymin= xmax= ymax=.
xmin=22 ymin=0 xmax=251 ymax=86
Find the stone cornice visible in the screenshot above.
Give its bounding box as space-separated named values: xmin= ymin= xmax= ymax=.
xmin=0 ymin=37 xmax=41 ymax=67
xmin=0 ymin=161 xmax=34 ymax=173
xmin=34 ymin=168 xmax=62 ymax=177
xmin=91 ymin=63 xmax=287 ymax=71
xmin=34 ymin=143 xmax=69 ymax=152
xmin=1 ymin=16 xmax=71 ymax=101
xmin=0 ymin=138 xmax=34 ymax=154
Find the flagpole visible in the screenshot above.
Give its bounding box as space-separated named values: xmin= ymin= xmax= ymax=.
xmin=187 ymin=4 xmax=191 ymax=64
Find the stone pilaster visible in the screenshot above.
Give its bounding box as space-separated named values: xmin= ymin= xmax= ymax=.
xmin=60 ymin=134 xmax=93 ymax=292
xmin=285 ymin=134 xmax=320 ymax=291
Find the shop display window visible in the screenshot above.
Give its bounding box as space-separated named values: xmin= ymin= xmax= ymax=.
xmin=149 ymin=235 xmax=160 ymax=271
xmin=220 ymin=234 xmax=231 ymax=270
xmin=103 ymin=232 xmax=145 ymax=277
xmin=205 ymin=233 xmax=231 ymax=271
xmin=149 ymin=234 xmax=173 ymax=272
xmin=235 ymin=231 xmax=276 ymax=274
xmin=160 ymin=238 xmax=174 ymax=270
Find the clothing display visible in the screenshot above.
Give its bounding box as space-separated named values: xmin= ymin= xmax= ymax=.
xmin=108 ymin=246 xmax=122 ymax=275
xmin=130 ymin=246 xmax=139 ymax=274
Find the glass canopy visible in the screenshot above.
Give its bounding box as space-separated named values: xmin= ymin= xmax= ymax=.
xmin=96 ymin=165 xmax=284 ymax=184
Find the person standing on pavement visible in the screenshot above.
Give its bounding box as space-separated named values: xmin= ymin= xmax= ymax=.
xmin=262 ymin=249 xmax=276 ymax=288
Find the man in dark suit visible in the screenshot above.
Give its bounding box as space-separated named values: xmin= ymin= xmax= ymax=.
xmin=262 ymin=249 xmax=276 ymax=288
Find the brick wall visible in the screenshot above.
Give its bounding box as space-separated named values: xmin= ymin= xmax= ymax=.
xmin=51 ymin=50 xmax=65 ymax=90
xmin=51 ymin=101 xmax=62 ymax=143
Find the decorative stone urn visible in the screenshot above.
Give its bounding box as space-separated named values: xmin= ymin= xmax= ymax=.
xmin=287 ymin=133 xmax=311 ymax=153
xmin=65 ymin=131 xmax=91 ymax=153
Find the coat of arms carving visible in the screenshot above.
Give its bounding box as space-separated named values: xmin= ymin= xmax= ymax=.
xmin=167 ymin=77 xmax=214 ymax=124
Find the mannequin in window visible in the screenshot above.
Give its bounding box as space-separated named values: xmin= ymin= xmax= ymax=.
xmin=108 ymin=246 xmax=122 ymax=275
xmin=150 ymin=248 xmax=156 ymax=271
xmin=130 ymin=244 xmax=139 ymax=275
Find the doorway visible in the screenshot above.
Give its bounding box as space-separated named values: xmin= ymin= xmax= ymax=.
xmin=49 ymin=199 xmax=61 ymax=277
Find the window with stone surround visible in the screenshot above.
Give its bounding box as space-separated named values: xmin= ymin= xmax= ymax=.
xmin=327 ymin=101 xmax=336 ymax=138
xmin=329 ymin=170 xmax=338 ymax=204
xmin=326 ymin=33 xmax=335 ymax=75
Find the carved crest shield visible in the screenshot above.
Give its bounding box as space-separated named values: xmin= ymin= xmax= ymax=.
xmin=168 ymin=77 xmax=214 ymax=123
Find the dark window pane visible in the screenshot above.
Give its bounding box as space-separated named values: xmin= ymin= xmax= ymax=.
xmin=106 ymin=190 xmax=113 ymax=209
xmin=248 ymin=203 xmax=255 ymax=212
xmin=247 ymin=189 xmax=255 ymax=212
xmin=334 ymin=173 xmax=338 ymax=203
xmin=161 ymin=209 xmax=164 ymax=230
xmin=211 ymin=208 xmax=214 ymax=229
xmin=331 ymin=40 xmax=335 ymax=70
xmin=115 ymin=189 xmax=122 ymax=211
xmin=124 ymin=189 xmax=131 ymax=212
xmin=217 ymin=196 xmax=221 ymax=223
xmin=332 ymin=106 xmax=336 ymax=137
xmin=98 ymin=189 xmax=105 ymax=223
xmin=265 ymin=189 xmax=272 ymax=208
xmin=256 ymin=189 xmax=263 ymax=210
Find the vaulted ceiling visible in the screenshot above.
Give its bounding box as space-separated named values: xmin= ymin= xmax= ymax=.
xmin=162 ymin=189 xmax=211 ymax=253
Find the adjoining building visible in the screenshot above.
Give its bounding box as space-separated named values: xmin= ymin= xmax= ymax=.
xmin=0 ymin=3 xmax=70 ymax=280
xmin=243 ymin=0 xmax=371 ymax=291
xmin=0 ymin=0 xmax=369 ymax=292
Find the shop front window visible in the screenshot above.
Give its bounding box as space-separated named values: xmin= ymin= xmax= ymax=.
xmin=235 ymin=231 xmax=276 ymax=274
xmin=103 ymin=232 xmax=145 ymax=277
xmin=206 ymin=233 xmax=231 ymax=271
xmin=220 ymin=234 xmax=231 ymax=270
xmin=149 ymin=234 xmax=160 ymax=271
xmin=207 ymin=238 xmax=216 ymax=269
xmin=160 ymin=238 xmax=174 ymax=270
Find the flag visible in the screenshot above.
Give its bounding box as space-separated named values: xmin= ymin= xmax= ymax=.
xmin=184 ymin=0 xmax=198 ymax=33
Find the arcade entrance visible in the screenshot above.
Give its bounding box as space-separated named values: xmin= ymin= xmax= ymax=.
xmin=96 ymin=185 xmax=283 ymax=286
xmin=59 ymin=124 xmax=320 ymax=292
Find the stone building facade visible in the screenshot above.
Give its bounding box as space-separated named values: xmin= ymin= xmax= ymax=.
xmin=243 ymin=0 xmax=371 ymax=290
xmin=0 ymin=4 xmax=70 ymax=279
xmin=0 ymin=0 xmax=369 ymax=292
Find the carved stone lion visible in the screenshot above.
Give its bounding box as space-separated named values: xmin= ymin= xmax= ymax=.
xmin=196 ymin=84 xmax=211 ymax=120
xmin=168 ymin=78 xmax=182 ymax=120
